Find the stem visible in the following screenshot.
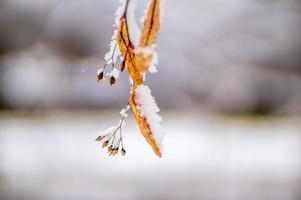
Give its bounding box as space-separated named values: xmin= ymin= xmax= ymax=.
xmin=99 ymin=103 xmax=129 ymax=153
xmin=102 ymin=42 xmax=118 ymax=72
xmin=123 ymin=0 xmax=130 ymax=17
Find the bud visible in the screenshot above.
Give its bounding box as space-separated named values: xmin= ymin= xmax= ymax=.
xmin=110 ymin=76 xmax=116 ymax=85
xmin=109 ymin=68 xmax=119 ymax=86
xmin=109 ymin=147 xmax=114 ymax=156
xmin=102 ymin=141 xmax=109 ymax=148
xmin=97 ymin=71 xmax=104 ymax=82
xmin=121 ymin=148 xmax=126 ymax=156
xmin=113 ymin=148 xmax=118 ymax=156
xmin=95 ymin=136 xmax=104 ymax=141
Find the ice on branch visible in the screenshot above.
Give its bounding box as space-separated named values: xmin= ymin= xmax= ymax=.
xmin=135 ymin=84 xmax=164 ymax=150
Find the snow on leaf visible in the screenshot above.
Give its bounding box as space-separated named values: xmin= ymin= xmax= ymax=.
xmin=97 ymin=0 xmax=164 ymax=157
xmin=134 ymin=0 xmax=161 ymax=73
xmin=129 ymin=84 xmax=163 ymax=157
xmin=135 ymin=45 xmax=156 ymax=56
xmin=135 ymin=85 xmax=163 ymax=150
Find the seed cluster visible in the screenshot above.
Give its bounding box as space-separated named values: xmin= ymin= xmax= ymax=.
xmin=97 ymin=43 xmax=124 ymax=86
xmin=96 ymin=0 xmax=163 ymax=157
xmin=95 ymin=105 xmax=130 ymax=156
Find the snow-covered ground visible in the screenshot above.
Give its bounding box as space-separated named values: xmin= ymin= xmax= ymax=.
xmin=0 ymin=111 xmax=300 ymax=200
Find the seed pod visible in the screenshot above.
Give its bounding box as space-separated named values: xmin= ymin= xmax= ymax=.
xmin=102 ymin=141 xmax=109 ymax=148
xmin=121 ymin=148 xmax=126 ymax=156
xmin=113 ymin=148 xmax=118 ymax=156
xmin=109 ymin=147 xmax=114 ymax=156
xmin=110 ymin=76 xmax=116 ymax=85
xmin=97 ymin=71 xmax=104 ymax=82
xmin=95 ymin=136 xmax=104 ymax=141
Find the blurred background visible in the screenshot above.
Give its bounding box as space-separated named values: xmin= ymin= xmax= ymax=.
xmin=0 ymin=0 xmax=301 ymax=199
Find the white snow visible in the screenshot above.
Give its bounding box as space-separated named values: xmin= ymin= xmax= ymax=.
xmin=104 ymin=0 xmax=126 ymax=64
xmin=135 ymin=45 xmax=155 ymax=56
xmin=96 ymin=68 xmax=103 ymax=75
xmin=114 ymin=0 xmax=126 ymax=25
xmin=109 ymin=68 xmax=120 ymax=79
xmin=99 ymin=126 xmax=118 ymax=137
xmin=135 ymin=45 xmax=158 ymax=73
xmin=120 ymin=105 xmax=130 ymax=117
xmin=135 ymin=84 xmax=164 ymax=150
xmin=99 ymin=125 xmax=119 ymax=147
xmin=149 ymin=51 xmax=158 ymax=73
xmin=104 ymin=38 xmax=120 ymax=65
xmin=126 ymin=0 xmax=141 ymax=46
xmin=104 ymin=0 xmax=143 ymax=65
xmin=98 ymin=118 xmax=126 ymax=148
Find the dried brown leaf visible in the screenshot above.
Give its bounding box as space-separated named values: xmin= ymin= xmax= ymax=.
xmin=117 ymin=17 xmax=143 ymax=86
xmin=115 ymin=1 xmax=162 ymax=157
xmin=139 ymin=0 xmax=160 ymax=47
xmin=129 ymin=92 xmax=162 ymax=157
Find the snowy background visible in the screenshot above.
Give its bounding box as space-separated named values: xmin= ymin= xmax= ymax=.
xmin=0 ymin=0 xmax=301 ymax=200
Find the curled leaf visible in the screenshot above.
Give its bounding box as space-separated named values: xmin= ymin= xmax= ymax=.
xmin=139 ymin=0 xmax=160 ymax=48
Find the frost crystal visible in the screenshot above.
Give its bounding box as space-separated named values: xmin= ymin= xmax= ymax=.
xmin=110 ymin=68 xmax=120 ymax=79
